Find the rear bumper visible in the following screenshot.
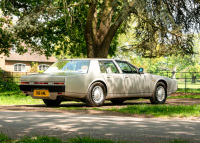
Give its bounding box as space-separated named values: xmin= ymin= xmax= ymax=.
xmin=20 ymin=85 xmax=86 ymax=100
xmin=22 ymin=91 xmax=65 ymax=100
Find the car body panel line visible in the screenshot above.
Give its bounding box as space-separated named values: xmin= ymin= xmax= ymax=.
xmin=106 ymin=93 xmax=151 ymax=99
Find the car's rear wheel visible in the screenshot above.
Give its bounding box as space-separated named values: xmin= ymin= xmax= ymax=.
xmin=85 ymin=82 xmax=106 ymax=107
xmin=150 ymin=82 xmax=167 ymax=104
xmin=43 ymin=99 xmax=62 ymax=106
xmin=111 ymin=100 xmax=124 ymax=105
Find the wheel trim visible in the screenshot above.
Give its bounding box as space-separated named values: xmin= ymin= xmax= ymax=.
xmin=156 ymin=86 xmax=165 ymax=102
xmin=92 ymin=86 xmax=104 ymax=104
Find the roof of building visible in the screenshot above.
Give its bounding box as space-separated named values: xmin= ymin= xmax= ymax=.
xmin=5 ymin=50 xmax=57 ymax=63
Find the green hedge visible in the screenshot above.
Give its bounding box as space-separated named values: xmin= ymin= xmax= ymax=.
xmin=0 ymin=70 xmax=20 ymax=91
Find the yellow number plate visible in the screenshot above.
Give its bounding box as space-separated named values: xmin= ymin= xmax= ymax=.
xmin=34 ymin=90 xmax=49 ymax=97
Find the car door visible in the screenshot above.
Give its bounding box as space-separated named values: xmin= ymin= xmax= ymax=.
xmin=116 ymin=61 xmax=151 ymax=96
xmin=99 ymin=60 xmax=125 ymax=96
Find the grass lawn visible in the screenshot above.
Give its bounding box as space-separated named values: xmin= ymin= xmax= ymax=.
xmin=113 ymin=104 xmax=200 ymax=117
xmin=176 ymin=88 xmax=200 ymax=93
xmin=0 ymin=88 xmax=199 ymax=106
xmin=57 ymin=104 xmax=200 ymax=118
xmin=169 ymin=94 xmax=200 ymax=99
xmin=177 ymin=82 xmax=200 ymax=89
xmin=0 ymin=91 xmax=43 ymax=105
xmin=0 ymin=133 xmax=126 ymax=143
xmin=1 ymin=90 xmax=200 ymax=118
xmin=0 ymin=132 xmax=190 ymax=143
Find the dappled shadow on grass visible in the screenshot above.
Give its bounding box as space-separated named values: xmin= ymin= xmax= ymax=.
xmin=0 ymin=100 xmax=154 ymax=119
xmin=2 ymin=97 xmax=200 ymax=109
xmin=1 ymin=98 xmax=200 ymax=120
xmin=23 ymin=100 xmax=152 ymax=108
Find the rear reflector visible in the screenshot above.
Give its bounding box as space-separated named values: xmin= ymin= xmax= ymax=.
xmin=54 ymin=82 xmax=64 ymax=85
xmin=34 ymin=82 xmax=48 ymax=84
xmin=58 ymin=93 xmax=62 ymax=95
xmin=21 ymin=82 xmax=29 ymax=84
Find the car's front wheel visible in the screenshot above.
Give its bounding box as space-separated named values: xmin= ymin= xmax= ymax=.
xmin=43 ymin=99 xmax=62 ymax=106
xmin=150 ymin=82 xmax=167 ymax=104
xmin=85 ymin=82 xmax=106 ymax=107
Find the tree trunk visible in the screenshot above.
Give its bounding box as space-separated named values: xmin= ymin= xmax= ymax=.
xmin=85 ymin=0 xmax=136 ymax=58
xmin=192 ymin=74 xmax=196 ymax=83
xmin=172 ymin=67 xmax=176 ymax=79
xmin=85 ymin=1 xmax=97 ymax=58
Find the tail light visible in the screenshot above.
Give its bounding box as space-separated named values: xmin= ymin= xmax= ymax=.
xmin=21 ymin=82 xmax=29 ymax=84
xmin=54 ymin=82 xmax=64 ymax=85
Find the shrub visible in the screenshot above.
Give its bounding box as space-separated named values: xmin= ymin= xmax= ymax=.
xmin=0 ymin=69 xmax=20 ymax=92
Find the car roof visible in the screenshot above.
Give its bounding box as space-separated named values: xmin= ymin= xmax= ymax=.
xmin=56 ymin=58 xmax=138 ymax=68
xmin=58 ymin=58 xmax=126 ymax=62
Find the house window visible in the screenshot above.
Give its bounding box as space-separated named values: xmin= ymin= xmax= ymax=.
xmin=11 ymin=44 xmax=17 ymax=52
xmin=14 ymin=63 xmax=26 ymax=72
xmin=39 ymin=64 xmax=50 ymax=71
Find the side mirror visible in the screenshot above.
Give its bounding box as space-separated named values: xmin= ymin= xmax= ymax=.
xmin=138 ymin=68 xmax=144 ymax=74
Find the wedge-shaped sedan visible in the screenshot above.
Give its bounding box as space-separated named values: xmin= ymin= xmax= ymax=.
xmin=20 ymin=59 xmax=177 ymax=107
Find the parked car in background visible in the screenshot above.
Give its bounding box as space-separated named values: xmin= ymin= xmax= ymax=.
xmin=20 ymin=59 xmax=177 ymax=107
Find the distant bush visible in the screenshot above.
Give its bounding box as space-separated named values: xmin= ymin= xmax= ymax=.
xmin=0 ymin=69 xmax=20 ymax=91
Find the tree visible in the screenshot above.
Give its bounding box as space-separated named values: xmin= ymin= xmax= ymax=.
xmin=0 ymin=0 xmax=200 ymax=58
xmin=0 ymin=11 xmax=16 ymax=56
xmin=30 ymin=62 xmax=38 ymax=72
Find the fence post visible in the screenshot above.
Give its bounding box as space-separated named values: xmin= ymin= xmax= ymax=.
xmin=185 ymin=72 xmax=186 ymax=94
xmin=12 ymin=72 xmax=13 ymax=83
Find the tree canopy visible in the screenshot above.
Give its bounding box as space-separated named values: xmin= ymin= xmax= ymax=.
xmin=0 ymin=0 xmax=200 ymax=58
xmin=116 ymin=33 xmax=200 ymax=75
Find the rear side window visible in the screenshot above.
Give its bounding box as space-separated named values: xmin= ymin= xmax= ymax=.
xmin=99 ymin=61 xmax=119 ymax=74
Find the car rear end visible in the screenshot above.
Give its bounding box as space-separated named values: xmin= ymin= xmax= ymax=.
xmin=20 ymin=74 xmax=66 ymax=100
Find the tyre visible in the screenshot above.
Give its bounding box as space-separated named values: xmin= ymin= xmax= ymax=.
xmin=85 ymin=82 xmax=106 ymax=107
xmin=43 ymin=99 xmax=62 ymax=106
xmin=150 ymin=82 xmax=167 ymax=104
xmin=111 ymin=100 xmax=124 ymax=105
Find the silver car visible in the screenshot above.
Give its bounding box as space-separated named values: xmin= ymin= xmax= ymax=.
xmin=20 ymin=59 xmax=177 ymax=107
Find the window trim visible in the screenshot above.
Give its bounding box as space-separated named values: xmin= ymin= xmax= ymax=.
xmin=14 ymin=63 xmax=26 ymax=72
xmin=127 ymin=62 xmax=139 ymax=73
xmin=38 ymin=64 xmax=50 ymax=71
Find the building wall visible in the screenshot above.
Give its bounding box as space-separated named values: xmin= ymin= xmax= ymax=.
xmin=5 ymin=61 xmax=31 ymax=72
xmin=0 ymin=55 xmax=6 ymax=70
xmin=4 ymin=61 xmax=54 ymax=72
